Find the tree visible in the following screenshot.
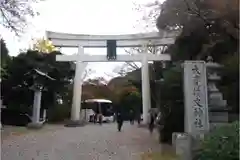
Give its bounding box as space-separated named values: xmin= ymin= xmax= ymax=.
xmin=151 ymin=0 xmax=239 ymax=142
xmin=219 ymin=54 xmax=239 ymax=114
xmin=82 ymin=68 xmax=95 ymax=81
xmin=1 ymin=50 xmax=74 ymax=114
xmin=32 ymin=38 xmax=58 ymax=53
xmin=158 ymin=64 xmax=185 ymax=143
xmin=0 ymin=0 xmax=43 ymax=35
xmin=1 ymin=38 xmax=11 ymax=78
xmin=133 ymin=1 xmax=162 ymax=32
xmin=156 ymin=0 xmax=239 ymax=61
xmin=117 ymin=89 xmax=142 ymax=118
xmin=114 ymin=45 xmax=168 ymax=111
xmin=82 ymin=77 xmax=115 ymax=101
xmin=155 ymin=0 xmax=239 ymax=112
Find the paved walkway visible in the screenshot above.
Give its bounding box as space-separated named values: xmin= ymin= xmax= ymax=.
xmin=1 ymin=123 xmax=163 ymax=160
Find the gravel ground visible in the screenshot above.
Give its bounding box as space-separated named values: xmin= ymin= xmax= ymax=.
xmin=1 ymin=123 xmax=166 ymax=160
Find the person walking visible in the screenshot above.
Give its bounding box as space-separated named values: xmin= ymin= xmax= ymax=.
xmin=116 ymin=112 xmax=123 ymax=132
xmin=148 ymin=111 xmax=155 ymax=134
xmin=137 ymin=117 xmax=141 ymax=125
xmin=93 ymin=113 xmax=97 ymax=124
xmin=113 ymin=113 xmax=116 ymax=122
xmin=98 ymin=113 xmax=103 ymax=125
xmin=129 ymin=110 xmax=134 ymax=125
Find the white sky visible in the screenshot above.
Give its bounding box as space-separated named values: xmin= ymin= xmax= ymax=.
xmin=1 ymin=0 xmax=162 ymax=80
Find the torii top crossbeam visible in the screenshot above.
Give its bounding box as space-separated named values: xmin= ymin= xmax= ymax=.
xmin=46 ymin=30 xmax=180 ymax=48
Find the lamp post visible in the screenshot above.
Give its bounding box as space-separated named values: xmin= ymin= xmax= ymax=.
xmin=27 ymin=69 xmax=55 ymax=129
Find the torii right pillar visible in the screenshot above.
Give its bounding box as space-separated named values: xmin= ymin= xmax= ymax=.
xmin=141 ymin=55 xmax=151 ymax=125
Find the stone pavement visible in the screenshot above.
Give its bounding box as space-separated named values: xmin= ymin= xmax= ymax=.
xmin=1 ymin=123 xmax=163 ymax=160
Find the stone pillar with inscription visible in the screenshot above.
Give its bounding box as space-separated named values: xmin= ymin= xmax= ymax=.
xmin=206 ymin=56 xmax=228 ymax=129
xmin=183 ymin=61 xmax=209 ymax=135
xmin=173 ymin=61 xmax=210 ymax=160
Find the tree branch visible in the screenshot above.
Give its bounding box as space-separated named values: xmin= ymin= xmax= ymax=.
xmin=0 ymin=7 xmax=19 ymax=36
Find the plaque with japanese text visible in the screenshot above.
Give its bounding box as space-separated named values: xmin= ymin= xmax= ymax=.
xmin=184 ymin=61 xmax=209 ymax=135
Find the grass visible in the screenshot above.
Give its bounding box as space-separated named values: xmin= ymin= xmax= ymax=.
xmin=141 ymin=151 xmax=178 ymax=160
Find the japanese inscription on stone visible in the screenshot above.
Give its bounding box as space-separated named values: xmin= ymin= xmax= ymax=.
xmin=184 ymin=61 xmax=209 ymax=134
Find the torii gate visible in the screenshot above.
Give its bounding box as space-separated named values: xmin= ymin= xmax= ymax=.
xmin=46 ymin=30 xmax=179 ymax=125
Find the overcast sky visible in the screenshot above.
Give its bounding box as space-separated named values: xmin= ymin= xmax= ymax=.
xmin=1 ymin=0 xmax=162 ymax=80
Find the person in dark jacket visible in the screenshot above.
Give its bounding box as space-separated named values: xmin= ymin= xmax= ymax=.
xmin=98 ymin=113 xmax=103 ymax=125
xmin=149 ymin=111 xmax=156 ymax=134
xmin=93 ymin=113 xmax=97 ymax=124
xmin=116 ymin=112 xmax=123 ymax=132
xmin=137 ymin=113 xmax=141 ymax=125
xmin=129 ymin=110 xmax=134 ymax=125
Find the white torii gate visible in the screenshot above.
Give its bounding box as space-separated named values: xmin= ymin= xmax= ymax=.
xmin=46 ymin=30 xmax=179 ymax=125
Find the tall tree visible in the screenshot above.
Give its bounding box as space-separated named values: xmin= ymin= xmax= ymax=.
xmin=156 ymin=0 xmax=239 ymax=61
xmin=155 ymin=0 xmax=239 ymax=113
xmin=0 ymin=38 xmax=10 ymax=78
xmin=1 ymin=50 xmax=74 ymax=113
xmin=0 ymin=0 xmax=43 ymax=35
xmin=114 ymin=45 xmax=168 ymax=110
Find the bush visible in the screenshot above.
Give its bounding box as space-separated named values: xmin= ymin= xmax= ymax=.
xmin=194 ymin=121 xmax=239 ymax=160
xmin=47 ymin=104 xmax=70 ymax=122
xmin=1 ymin=108 xmax=32 ymax=126
xmin=159 ymin=103 xmax=184 ymax=144
xmin=158 ymin=65 xmax=185 ymax=144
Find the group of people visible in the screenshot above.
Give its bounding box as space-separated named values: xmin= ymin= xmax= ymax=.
xmin=115 ymin=109 xmax=158 ymax=133
xmin=115 ymin=109 xmax=141 ymax=132
xmin=91 ymin=109 xmax=159 ymax=133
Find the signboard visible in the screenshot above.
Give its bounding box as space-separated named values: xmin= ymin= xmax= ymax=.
xmin=107 ymin=40 xmax=117 ymax=60
xmin=184 ymin=61 xmax=209 ymax=134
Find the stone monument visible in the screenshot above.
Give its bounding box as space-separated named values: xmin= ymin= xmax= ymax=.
xmin=172 ymin=58 xmax=230 ymax=159
xmin=173 ymin=61 xmax=210 ymax=160
xmin=27 ymin=69 xmax=55 ymax=129
xmin=206 ymin=56 xmax=228 ymax=128
xmin=183 ymin=61 xmax=209 ymax=135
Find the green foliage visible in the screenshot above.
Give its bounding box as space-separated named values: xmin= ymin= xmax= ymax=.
xmin=153 ymin=0 xmax=239 ymax=142
xmin=1 ymin=39 xmax=11 ymax=78
xmin=219 ymin=54 xmax=239 ymax=113
xmin=117 ymin=89 xmax=142 ymax=118
xmin=128 ymin=63 xmax=185 ymax=143
xmin=158 ymin=64 xmax=185 ymax=143
xmin=1 ymin=39 xmax=10 ymax=65
xmin=47 ymin=104 xmax=70 ymax=122
xmin=157 ymin=0 xmax=239 ymax=62
xmin=194 ymin=121 xmax=239 ymax=160
xmin=1 ymin=50 xmax=74 ymax=113
xmin=120 ymin=90 xmax=141 ymax=110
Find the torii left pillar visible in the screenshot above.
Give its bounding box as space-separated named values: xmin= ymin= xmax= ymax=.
xmin=66 ymin=46 xmax=87 ymax=127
